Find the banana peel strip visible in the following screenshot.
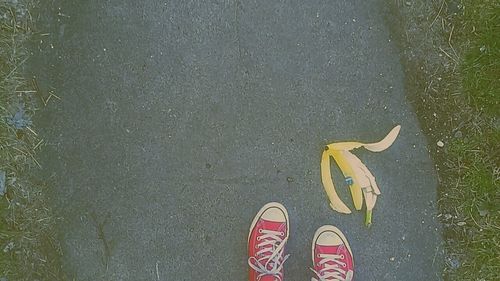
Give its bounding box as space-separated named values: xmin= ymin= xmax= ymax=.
xmin=321 ymin=150 xmax=351 ymax=214
xmin=321 ymin=125 xmax=401 ymax=226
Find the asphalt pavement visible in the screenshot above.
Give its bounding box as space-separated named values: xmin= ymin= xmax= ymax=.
xmin=32 ymin=0 xmax=443 ymax=280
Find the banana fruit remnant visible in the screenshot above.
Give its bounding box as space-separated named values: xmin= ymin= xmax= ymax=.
xmin=320 ymin=125 xmax=401 ymax=226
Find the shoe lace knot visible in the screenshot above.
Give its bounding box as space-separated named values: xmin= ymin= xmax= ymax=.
xmin=311 ymin=253 xmax=353 ymax=281
xmin=248 ymin=229 xmax=289 ymax=281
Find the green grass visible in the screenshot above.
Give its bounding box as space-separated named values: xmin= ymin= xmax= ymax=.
xmin=442 ymin=0 xmax=500 ymax=279
xmin=446 ymin=132 xmax=499 ymax=278
xmin=461 ymin=0 xmax=499 ymax=116
xmin=0 ymin=1 xmax=65 ymax=280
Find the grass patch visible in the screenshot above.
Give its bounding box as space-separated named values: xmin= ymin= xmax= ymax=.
xmin=461 ymin=0 xmax=499 ymax=115
xmin=386 ymin=0 xmax=499 ymax=279
xmin=0 ymin=0 xmax=65 ymax=280
xmin=445 ymin=1 xmax=499 ymax=279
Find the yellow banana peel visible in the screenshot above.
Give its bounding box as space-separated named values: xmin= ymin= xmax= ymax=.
xmin=329 ymin=149 xmax=364 ymax=210
xmin=320 ymin=150 xmax=351 ymax=214
xmin=321 ymin=125 xmax=401 ymax=226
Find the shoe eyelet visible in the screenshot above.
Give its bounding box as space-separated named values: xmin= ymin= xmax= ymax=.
xmin=257 ymin=237 xmax=261 ymax=241
xmin=317 ymin=254 xmax=321 ymax=258
xmin=342 ymin=263 xmax=346 ymax=267
xmin=340 ymin=254 xmax=345 ymax=259
xmin=280 ymin=232 xmax=284 ymax=236
xmin=258 ymin=229 xmax=263 ymax=234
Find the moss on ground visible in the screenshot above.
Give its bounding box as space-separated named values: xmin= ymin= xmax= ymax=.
xmin=0 ymin=0 xmax=65 ymax=280
xmin=387 ymin=0 xmax=499 ymax=280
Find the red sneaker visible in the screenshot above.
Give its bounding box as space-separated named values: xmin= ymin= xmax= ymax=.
xmin=311 ymin=225 xmax=354 ymax=281
xmin=248 ymin=202 xmax=290 ymax=281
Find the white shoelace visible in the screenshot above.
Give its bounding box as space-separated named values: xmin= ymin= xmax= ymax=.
xmin=248 ymin=229 xmax=290 ymax=281
xmin=311 ymin=253 xmax=353 ymax=281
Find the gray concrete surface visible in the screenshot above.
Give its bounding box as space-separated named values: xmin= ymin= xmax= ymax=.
xmin=32 ymin=0 xmax=443 ymax=280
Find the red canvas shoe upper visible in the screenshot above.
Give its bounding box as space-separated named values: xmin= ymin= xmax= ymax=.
xmin=248 ymin=203 xmax=289 ymax=281
xmin=311 ymin=226 xmax=354 ymax=281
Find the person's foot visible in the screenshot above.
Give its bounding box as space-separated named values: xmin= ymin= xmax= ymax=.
xmin=311 ymin=225 xmax=354 ymax=281
xmin=248 ymin=202 xmax=290 ymax=281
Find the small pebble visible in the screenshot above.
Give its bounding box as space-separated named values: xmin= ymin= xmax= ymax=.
xmin=447 ymin=257 xmax=461 ymax=270
xmin=457 ymin=222 xmax=466 ymax=226
xmin=3 ymin=242 xmax=14 ymax=253
xmin=437 ymin=141 xmax=444 ymax=147
xmin=390 ymin=257 xmax=395 ymax=261
xmin=286 ymin=177 xmax=294 ymax=183
xmin=478 ymin=209 xmax=489 ymax=217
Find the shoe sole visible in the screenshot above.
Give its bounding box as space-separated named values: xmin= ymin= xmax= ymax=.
xmin=248 ymin=202 xmax=290 ymax=243
xmin=311 ymin=225 xmax=354 ymax=267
